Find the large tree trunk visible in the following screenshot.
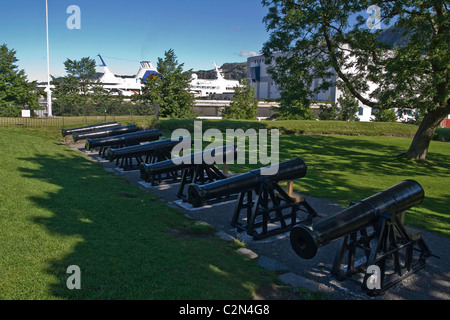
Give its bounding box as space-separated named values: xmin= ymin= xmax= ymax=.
xmin=405 ymin=105 xmax=450 ymax=160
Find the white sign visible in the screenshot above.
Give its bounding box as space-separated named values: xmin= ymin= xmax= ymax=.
xmin=21 ymin=110 xmax=31 ymax=118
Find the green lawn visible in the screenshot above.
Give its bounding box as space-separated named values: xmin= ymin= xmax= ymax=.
xmin=0 ymin=127 xmax=276 ymax=300
xmin=223 ymin=134 xmax=449 ymax=237
xmin=275 ymin=135 xmax=450 ymax=236
xmin=158 ymin=118 xmax=421 ymax=138
xmin=1 ymin=119 xmax=448 ymax=300
xmin=158 ymin=119 xmax=450 ymax=237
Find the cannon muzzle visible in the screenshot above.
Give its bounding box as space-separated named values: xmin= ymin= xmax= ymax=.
xmin=290 ymin=179 xmax=424 ymax=259
xmin=73 ymin=125 xmax=140 ymax=142
xmin=62 ymin=122 xmax=120 ymax=137
xmin=188 ymin=158 xmax=307 ymax=208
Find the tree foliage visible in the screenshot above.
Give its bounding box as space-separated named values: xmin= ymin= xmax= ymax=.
xmin=262 ymin=0 xmax=449 ymax=160
xmin=372 ymin=108 xmax=398 ymax=122
xmin=0 ymin=44 xmax=40 ymax=116
xmin=52 ymin=57 xmax=102 ymax=116
xmin=319 ymin=103 xmax=340 ymax=120
xmin=222 ymin=79 xmax=259 ymax=119
xmin=272 ymin=64 xmax=316 ymax=120
xmin=52 ymin=57 xmax=138 ymax=116
xmin=272 ymin=99 xmax=315 ymax=120
xmin=337 ymin=85 xmax=361 ymax=121
xmin=141 ymin=49 xmax=194 ymax=118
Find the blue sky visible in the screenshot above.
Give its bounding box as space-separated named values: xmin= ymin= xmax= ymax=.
xmin=1 ymin=0 xmax=271 ymax=82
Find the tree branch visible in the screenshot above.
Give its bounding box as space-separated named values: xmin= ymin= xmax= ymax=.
xmin=322 ymin=27 xmax=378 ymax=108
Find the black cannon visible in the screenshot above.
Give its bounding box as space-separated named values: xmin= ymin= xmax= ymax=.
xmin=108 ymin=137 xmax=193 ymax=172
xmin=62 ymin=122 xmax=121 ymax=137
xmin=289 ymin=179 xmax=432 ymax=295
xmin=72 ymin=125 xmax=140 ymax=142
xmin=140 ymin=145 xmax=239 ymax=200
xmin=188 ymin=158 xmax=318 ymax=240
xmin=85 ymin=129 xmax=162 ymax=158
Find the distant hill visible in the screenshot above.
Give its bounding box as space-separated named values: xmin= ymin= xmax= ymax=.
xmin=378 ymin=25 xmax=411 ymax=48
xmin=191 ymin=62 xmax=247 ymax=81
xmin=188 ymin=27 xmax=409 ymax=83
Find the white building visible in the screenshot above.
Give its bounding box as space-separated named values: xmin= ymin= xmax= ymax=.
xmin=247 ymin=55 xmax=282 ymax=100
xmin=246 ymin=53 xmax=414 ymax=122
xmin=247 ymin=53 xmax=339 ymax=103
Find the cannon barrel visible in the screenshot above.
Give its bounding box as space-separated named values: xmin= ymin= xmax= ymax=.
xmin=289 ymin=179 xmax=424 ymax=260
xmin=62 ymin=122 xmax=120 ymax=137
xmin=187 ymin=158 xmax=307 ymax=208
xmin=107 ymin=137 xmax=193 ymax=162
xmin=139 ymin=145 xmax=238 ymax=181
xmin=85 ymin=129 xmax=162 ymax=151
xmin=73 ymin=125 xmax=140 ymax=142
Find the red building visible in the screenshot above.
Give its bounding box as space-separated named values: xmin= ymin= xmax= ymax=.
xmin=440 ymin=115 xmax=450 ymax=128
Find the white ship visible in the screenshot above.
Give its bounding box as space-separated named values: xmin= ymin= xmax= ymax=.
xmin=97 ymin=55 xmax=159 ymax=96
xmin=40 ymin=57 xmax=242 ymax=99
xmin=189 ymin=62 xmax=242 ymax=98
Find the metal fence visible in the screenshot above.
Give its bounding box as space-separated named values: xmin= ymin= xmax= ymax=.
xmin=0 ymin=117 xmax=64 ymax=128
xmin=0 ymin=115 xmax=157 ymax=129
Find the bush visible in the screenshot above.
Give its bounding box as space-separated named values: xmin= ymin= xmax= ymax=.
xmin=222 ymin=79 xmax=258 ymax=120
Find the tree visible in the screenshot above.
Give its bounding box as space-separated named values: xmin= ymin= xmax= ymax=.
xmin=372 ymin=108 xmax=398 ymax=122
xmin=262 ymin=0 xmax=449 ymax=160
xmin=272 ymin=99 xmax=315 ymax=120
xmin=222 ymin=78 xmax=259 ymax=119
xmin=319 ymin=102 xmax=340 ymax=120
xmin=52 ymin=57 xmax=106 ymax=115
xmin=0 ymin=44 xmax=39 ymax=116
xmin=274 ymin=79 xmax=316 ymax=120
xmin=337 ymin=85 xmax=360 ymax=121
xmin=141 ymin=49 xmax=194 ymax=118
xmin=264 ymin=51 xmax=317 ymax=120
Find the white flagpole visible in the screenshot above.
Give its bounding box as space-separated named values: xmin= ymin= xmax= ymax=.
xmin=45 ymin=0 xmax=52 ymax=117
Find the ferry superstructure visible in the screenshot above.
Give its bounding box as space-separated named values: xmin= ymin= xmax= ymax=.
xmin=189 ymin=62 xmax=242 ymax=97
xmin=97 ymin=55 xmax=159 ymax=96
xmin=40 ymin=57 xmax=242 ymax=99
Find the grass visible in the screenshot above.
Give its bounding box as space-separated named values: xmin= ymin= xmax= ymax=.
xmin=0 ymin=118 xmax=448 ymax=299
xmin=0 ymin=127 xmax=276 ymax=300
xmin=273 ymin=135 xmax=450 ymax=236
xmin=158 ymin=118 xmax=450 ymax=237
xmin=158 ymin=118 xmax=421 ymax=138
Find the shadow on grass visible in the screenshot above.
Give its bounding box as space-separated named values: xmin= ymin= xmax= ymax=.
xmin=19 ymin=153 xmax=272 ymax=299
xmin=227 ymin=134 xmax=449 ymax=236
xmin=282 ymin=135 xmax=450 ymax=234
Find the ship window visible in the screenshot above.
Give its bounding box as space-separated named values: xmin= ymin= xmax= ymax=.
xmin=250 ymin=66 xmax=261 ymax=81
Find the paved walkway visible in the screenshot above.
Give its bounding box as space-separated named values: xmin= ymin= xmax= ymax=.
xmin=72 ymin=142 xmax=450 ymax=300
